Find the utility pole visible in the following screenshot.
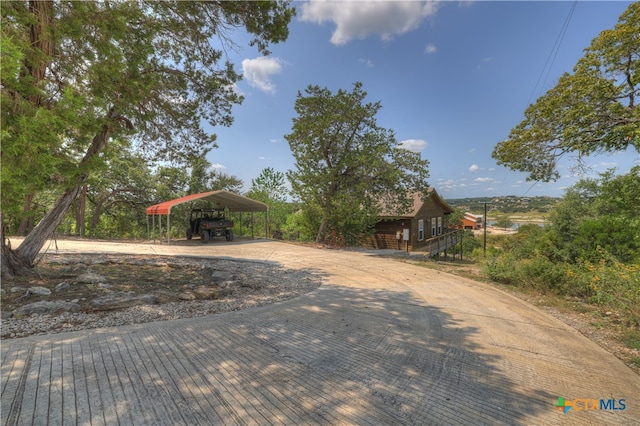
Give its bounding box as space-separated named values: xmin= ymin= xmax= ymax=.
xmin=483 ymin=202 xmax=488 ymax=256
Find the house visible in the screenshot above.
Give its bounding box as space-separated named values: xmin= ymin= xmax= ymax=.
xmin=361 ymin=188 xmax=461 ymax=254
xmin=462 ymin=212 xmax=483 ymax=230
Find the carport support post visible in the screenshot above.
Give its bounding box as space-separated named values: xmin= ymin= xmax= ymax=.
xmin=167 ymin=213 xmax=171 ymax=245
xmin=251 ymin=212 xmax=255 ymax=238
xmin=146 ymin=215 xmax=149 ymax=240
xmin=152 ymin=215 xmax=156 ymax=243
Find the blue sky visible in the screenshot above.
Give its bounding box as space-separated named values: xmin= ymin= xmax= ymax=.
xmin=207 ymin=0 xmax=638 ymax=200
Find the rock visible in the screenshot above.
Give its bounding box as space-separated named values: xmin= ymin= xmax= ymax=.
xmin=29 ymin=286 xmax=52 ymax=296
xmin=10 ymin=287 xmax=25 ymax=293
xmin=77 ymin=271 xmax=107 ymax=284
xmin=14 ymin=300 xmax=81 ymax=317
xmin=60 ymin=263 xmax=88 ymax=273
xmin=90 ymin=292 xmax=157 ymax=310
xmin=152 ymin=290 xmax=181 ymax=304
xmin=193 ymin=286 xmax=233 ymax=300
xmin=97 ymin=283 xmax=113 ymax=289
xmin=209 ymin=270 xmax=233 ymax=282
xmin=55 ymin=281 xmax=71 ymax=292
xmin=177 ymin=291 xmax=197 ymax=301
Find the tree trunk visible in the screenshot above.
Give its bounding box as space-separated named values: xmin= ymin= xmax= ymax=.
xmin=1 ymin=213 xmax=32 ymax=278
xmin=17 ymin=193 xmax=35 ymax=236
xmin=316 ymin=218 xmax=328 ymax=244
xmin=75 ymin=185 xmax=87 ymax=236
xmin=28 ymin=0 xmax=54 ymax=107
xmin=10 ymin=124 xmax=112 ymax=271
xmin=90 ymin=195 xmax=108 ymax=231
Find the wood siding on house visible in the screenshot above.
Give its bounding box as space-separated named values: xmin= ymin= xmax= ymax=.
xmin=361 ymin=189 xmax=457 ymax=253
xmin=368 ymin=219 xmax=406 ymax=250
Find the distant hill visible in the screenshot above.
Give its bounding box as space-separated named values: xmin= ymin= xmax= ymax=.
xmin=446 ymin=196 xmax=560 ymax=214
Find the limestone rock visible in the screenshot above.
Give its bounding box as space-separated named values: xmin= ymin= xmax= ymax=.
xmin=55 ymin=281 xmax=71 ymax=292
xmin=77 ymin=271 xmax=107 ymax=284
xmin=193 ymin=286 xmax=233 ymax=300
xmin=14 ymin=300 xmax=81 ymax=317
xmin=29 ymin=286 xmax=52 ymax=296
xmin=90 ymin=292 xmax=157 ymax=310
xmin=152 ymin=290 xmax=181 ymax=304
xmin=177 ymin=291 xmax=197 ymax=301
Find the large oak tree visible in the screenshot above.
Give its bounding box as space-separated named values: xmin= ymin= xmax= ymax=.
xmin=1 ymin=1 xmax=294 ymax=276
xmin=492 ymin=2 xmax=639 ymax=182
xmin=286 ymin=83 xmax=430 ymax=244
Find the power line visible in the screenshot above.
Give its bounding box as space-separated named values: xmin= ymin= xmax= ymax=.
xmin=527 ymin=1 xmax=578 ymax=106
xmin=518 ymin=1 xmax=577 ymax=199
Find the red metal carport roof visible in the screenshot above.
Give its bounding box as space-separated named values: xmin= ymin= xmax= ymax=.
xmin=145 ymin=190 xmax=268 ymax=215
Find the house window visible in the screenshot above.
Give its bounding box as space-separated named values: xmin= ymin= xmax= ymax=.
xmin=437 ymin=217 xmax=442 ymax=235
xmin=431 ymin=218 xmax=437 ymax=237
xmin=418 ymin=219 xmax=424 ymax=241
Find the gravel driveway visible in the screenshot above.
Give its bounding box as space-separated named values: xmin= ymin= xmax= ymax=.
xmin=2 ymin=238 xmax=638 ymax=425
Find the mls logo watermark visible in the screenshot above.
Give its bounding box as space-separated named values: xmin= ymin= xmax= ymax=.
xmin=555 ymin=397 xmax=626 ymax=414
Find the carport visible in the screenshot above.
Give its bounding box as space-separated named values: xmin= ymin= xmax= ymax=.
xmin=145 ymin=190 xmax=268 ymax=244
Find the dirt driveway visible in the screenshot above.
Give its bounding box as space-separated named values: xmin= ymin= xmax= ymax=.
xmin=2 ymin=238 xmax=638 ymax=425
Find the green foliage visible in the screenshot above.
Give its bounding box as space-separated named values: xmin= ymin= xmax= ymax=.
xmin=246 ymin=168 xmax=291 ymax=237
xmin=549 ymin=167 xmax=640 ymax=263
xmin=286 ymin=82 xmax=430 ymax=243
xmin=624 ymin=331 xmax=640 ymax=350
xmin=492 ymin=2 xmax=639 ymax=181
xmin=566 ymin=251 xmax=640 ymax=324
xmin=494 ymin=215 xmax=514 ymax=230
xmin=461 ymin=230 xmax=482 ymax=255
xmin=247 ymin=167 xmax=288 ymax=203
xmin=1 ymin=0 xmax=293 ymax=242
xmin=282 ymin=207 xmax=322 ymax=242
xmin=485 ymin=251 xmax=567 ymax=293
xmin=482 ymin=169 xmax=640 ymax=337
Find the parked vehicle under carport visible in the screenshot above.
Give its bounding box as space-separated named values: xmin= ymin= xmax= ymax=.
xmin=186 ymin=209 xmax=234 ymax=243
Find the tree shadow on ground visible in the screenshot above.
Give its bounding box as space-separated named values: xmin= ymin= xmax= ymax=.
xmin=2 ymin=268 xmax=575 ymax=425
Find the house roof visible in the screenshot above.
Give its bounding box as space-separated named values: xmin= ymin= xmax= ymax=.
xmin=380 ymin=188 xmax=454 ymax=219
xmin=464 ymin=212 xmax=483 ymax=221
xmin=145 ymin=190 xmax=268 ymax=216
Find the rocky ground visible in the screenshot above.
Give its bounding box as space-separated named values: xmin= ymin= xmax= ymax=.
xmin=0 ymin=253 xmax=322 ymax=339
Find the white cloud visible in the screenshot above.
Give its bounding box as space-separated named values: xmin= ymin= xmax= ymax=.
xmin=208 ymin=163 xmax=226 ymax=170
xmin=425 ymin=43 xmax=437 ymax=54
xmin=242 ymin=57 xmax=282 ymax=94
xmin=468 ymin=164 xmax=480 ymax=172
xmin=258 ymin=156 xmax=272 ymax=161
xmin=599 ymin=161 xmax=617 ymax=168
xmin=300 ymin=1 xmax=440 ymax=46
xmin=474 ymin=177 xmax=493 ymax=182
xmin=359 ymin=58 xmax=375 ymax=68
xmin=398 ymin=139 xmax=428 ymax=152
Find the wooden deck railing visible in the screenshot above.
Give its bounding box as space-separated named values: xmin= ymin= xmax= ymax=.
xmin=420 ymin=229 xmax=463 ymax=258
